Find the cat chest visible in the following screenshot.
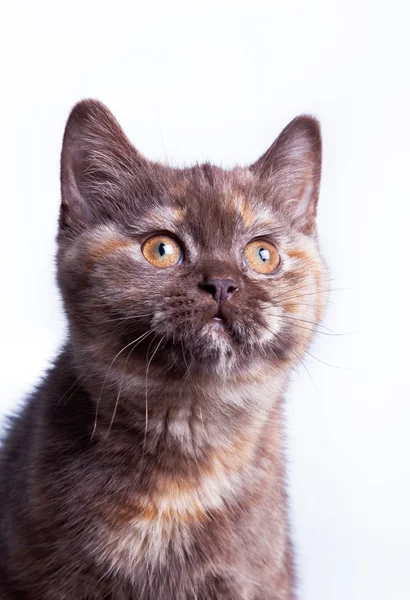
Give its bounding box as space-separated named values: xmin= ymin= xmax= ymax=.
xmin=94 ymin=463 xmax=241 ymax=576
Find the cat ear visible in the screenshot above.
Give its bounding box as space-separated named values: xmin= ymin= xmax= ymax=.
xmin=250 ymin=116 xmax=322 ymax=234
xmin=60 ymin=99 xmax=143 ymax=230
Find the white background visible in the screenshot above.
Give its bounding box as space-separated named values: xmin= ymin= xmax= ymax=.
xmin=1 ymin=1 xmax=409 ymax=598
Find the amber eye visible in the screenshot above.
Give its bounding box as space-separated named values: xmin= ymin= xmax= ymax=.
xmin=244 ymin=240 xmax=280 ymax=274
xmin=141 ymin=235 xmax=183 ymax=268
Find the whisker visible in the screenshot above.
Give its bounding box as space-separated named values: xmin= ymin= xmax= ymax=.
xmin=261 ymin=321 xmax=352 ymax=371
xmin=91 ymin=329 xmax=154 ymax=440
xmin=304 ymin=349 xmax=354 ymax=371
xmin=98 ymin=313 xmax=152 ymax=324
xmin=105 ymin=335 xmax=148 ymax=438
xmin=266 ymin=312 xmax=354 ymax=337
xmin=180 ymin=338 xmax=189 ymax=371
xmin=274 ymin=287 xmax=352 ymax=304
xmin=270 ymin=316 xmax=342 ymax=337
xmin=143 ymin=336 xmax=164 ymax=452
xmin=280 ymin=301 xmax=330 ymax=308
xmin=183 ymin=355 xmax=195 ymax=380
xmin=288 ymin=347 xmax=320 ymax=397
xmin=67 ymin=310 xmax=152 ymax=325
xmin=258 ymin=321 xmax=320 ymax=395
xmin=265 ymin=312 xmax=333 ymax=332
xmin=271 ymin=277 xmax=339 ymax=303
xmin=55 ymin=371 xmax=88 ymax=409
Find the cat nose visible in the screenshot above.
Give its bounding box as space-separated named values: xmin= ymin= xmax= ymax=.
xmin=199 ymin=278 xmax=238 ymax=306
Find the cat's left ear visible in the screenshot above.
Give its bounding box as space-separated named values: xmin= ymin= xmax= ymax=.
xmin=250 ymin=116 xmax=322 ymax=235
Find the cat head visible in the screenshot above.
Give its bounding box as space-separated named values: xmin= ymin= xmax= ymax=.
xmin=57 ymin=100 xmax=326 ymax=381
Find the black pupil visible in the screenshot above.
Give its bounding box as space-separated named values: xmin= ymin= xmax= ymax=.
xmin=158 ymin=242 xmax=166 ymax=257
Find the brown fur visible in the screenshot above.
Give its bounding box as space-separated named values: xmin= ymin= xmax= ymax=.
xmin=0 ymin=100 xmax=326 ymax=599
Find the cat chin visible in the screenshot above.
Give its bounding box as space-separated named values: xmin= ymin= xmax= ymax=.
xmin=164 ymin=321 xmax=275 ymax=376
xmin=202 ymin=318 xmax=230 ymax=336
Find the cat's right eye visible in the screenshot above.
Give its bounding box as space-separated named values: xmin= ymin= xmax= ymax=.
xmin=141 ymin=235 xmax=183 ymax=268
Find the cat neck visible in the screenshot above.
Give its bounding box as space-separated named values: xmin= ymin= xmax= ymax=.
xmin=66 ymin=343 xmax=289 ymax=457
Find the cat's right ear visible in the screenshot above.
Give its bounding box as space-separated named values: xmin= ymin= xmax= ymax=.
xmin=60 ymin=99 xmax=142 ymax=231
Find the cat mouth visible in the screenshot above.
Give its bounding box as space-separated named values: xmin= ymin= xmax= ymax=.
xmin=207 ymin=307 xmax=232 ymax=334
xmin=210 ymin=316 xmax=226 ymax=332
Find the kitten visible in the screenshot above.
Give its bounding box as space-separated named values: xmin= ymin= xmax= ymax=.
xmin=0 ymin=100 xmax=326 ymax=599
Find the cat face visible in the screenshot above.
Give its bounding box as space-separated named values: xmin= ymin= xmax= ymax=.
xmin=57 ymin=101 xmax=326 ymax=379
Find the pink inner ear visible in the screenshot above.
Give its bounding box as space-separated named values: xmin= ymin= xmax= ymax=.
xmin=59 ymin=100 xmax=145 ymax=230
xmin=299 ymin=181 xmax=314 ymax=211
xmin=250 ymin=115 xmax=322 ymax=233
xmin=289 ymin=179 xmax=318 ymax=232
xmin=60 ymin=135 xmax=89 ymax=228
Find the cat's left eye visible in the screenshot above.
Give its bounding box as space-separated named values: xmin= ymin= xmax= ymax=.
xmin=141 ymin=235 xmax=183 ymax=268
xmin=244 ymin=240 xmax=280 ymax=274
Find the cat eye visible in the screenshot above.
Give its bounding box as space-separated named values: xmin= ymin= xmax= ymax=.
xmin=244 ymin=240 xmax=280 ymax=274
xmin=141 ymin=235 xmax=183 ymax=268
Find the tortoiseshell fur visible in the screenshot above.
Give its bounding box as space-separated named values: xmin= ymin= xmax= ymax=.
xmin=0 ymin=101 xmax=326 ymax=599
